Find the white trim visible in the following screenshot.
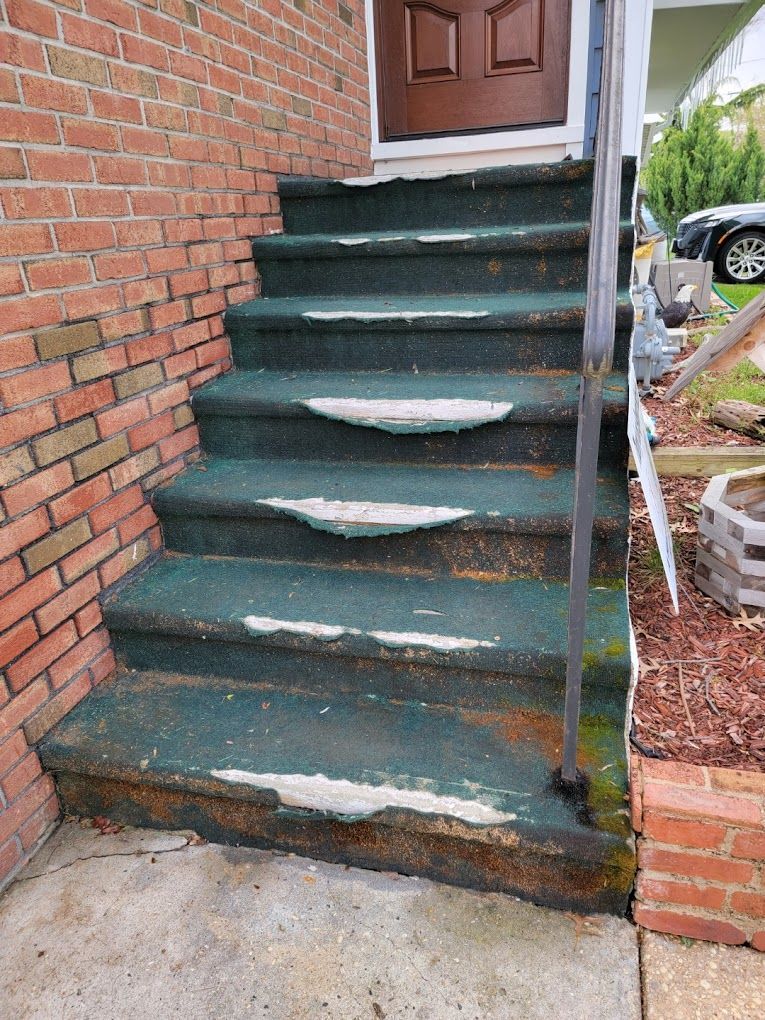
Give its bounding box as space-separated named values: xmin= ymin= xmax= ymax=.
xmin=622 ymin=0 xmax=654 ymax=158
xmin=364 ymin=0 xmax=591 ymax=173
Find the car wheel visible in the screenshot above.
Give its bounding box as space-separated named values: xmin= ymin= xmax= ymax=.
xmin=716 ymin=230 xmax=765 ymax=283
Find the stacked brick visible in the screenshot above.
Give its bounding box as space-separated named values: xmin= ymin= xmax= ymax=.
xmin=0 ymin=0 xmax=371 ymax=887
xmin=631 ymin=755 xmax=765 ymax=950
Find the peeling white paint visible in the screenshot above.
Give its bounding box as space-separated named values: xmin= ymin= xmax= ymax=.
xmin=242 ymin=616 xmax=357 ymax=641
xmin=301 ymin=397 xmax=513 ymax=431
xmin=339 ymin=171 xmax=451 ymax=186
xmin=367 ymin=631 xmax=496 ymax=652
xmin=335 ymin=238 xmax=370 ymax=246
xmin=301 ymin=310 xmax=489 ymax=322
xmin=241 ymin=617 xmax=495 ymax=654
xmin=210 ymin=770 xmax=516 ymax=824
xmin=415 ymin=233 xmax=476 ymax=244
xmin=258 ymin=497 xmax=473 ymax=529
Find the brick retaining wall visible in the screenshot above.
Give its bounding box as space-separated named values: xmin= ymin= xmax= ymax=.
xmin=631 ymin=754 xmax=765 ymax=950
xmin=0 ymin=0 xmax=371 ymax=888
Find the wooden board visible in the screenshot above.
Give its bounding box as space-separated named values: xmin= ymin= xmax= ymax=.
xmin=628 ymin=446 xmax=765 ymax=478
xmin=663 ymin=291 xmax=765 ymax=400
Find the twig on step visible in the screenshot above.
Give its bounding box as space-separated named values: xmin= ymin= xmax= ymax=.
xmin=678 ymin=662 xmax=697 ymax=737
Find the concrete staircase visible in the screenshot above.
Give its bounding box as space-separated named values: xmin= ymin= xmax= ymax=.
xmin=40 ymin=160 xmax=637 ymax=914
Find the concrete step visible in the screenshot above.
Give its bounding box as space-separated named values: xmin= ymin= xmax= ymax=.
xmin=155 ymin=457 xmax=629 ymax=579
xmin=104 ymin=554 xmax=631 ymax=712
xmin=278 ymin=160 xmax=636 ymax=234
xmin=39 ymin=669 xmax=634 ymax=915
xmin=192 ymin=369 xmax=629 ymax=467
xmin=250 ymin=222 xmax=634 ymax=298
xmin=223 ymin=292 xmax=634 ymax=373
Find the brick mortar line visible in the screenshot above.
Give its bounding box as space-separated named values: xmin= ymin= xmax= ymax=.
xmin=2 ymin=3 xmax=369 ymax=68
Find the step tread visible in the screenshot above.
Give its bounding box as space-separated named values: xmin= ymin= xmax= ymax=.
xmin=251 ymin=221 xmax=598 ymax=258
xmin=192 ymin=369 xmax=628 ymax=419
xmin=278 ymin=161 xmax=595 ymax=198
xmin=39 ymin=668 xmax=627 ymax=848
xmin=106 ymin=554 xmax=630 ymax=677
xmin=156 ymin=457 xmax=629 ymax=533
xmin=225 ymin=291 xmax=632 ymax=328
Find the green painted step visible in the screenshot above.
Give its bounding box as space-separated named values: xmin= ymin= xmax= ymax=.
xmin=251 ymin=222 xmax=634 ymax=298
xmin=105 ymin=554 xmax=631 ymax=713
xmin=224 ymin=292 xmax=634 ymax=373
xmin=278 ymin=161 xmax=631 ymax=234
xmin=156 ymin=457 xmax=628 ymax=578
xmin=193 ymin=369 xmax=629 ymax=467
xmin=40 ymin=669 xmax=633 ymax=914
xmin=41 ymin=157 xmax=639 ymax=915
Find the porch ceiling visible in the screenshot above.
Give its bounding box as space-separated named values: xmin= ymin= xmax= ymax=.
xmin=645 ymin=2 xmax=745 ymax=115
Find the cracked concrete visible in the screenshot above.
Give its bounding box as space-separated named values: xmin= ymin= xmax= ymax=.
xmin=0 ymin=820 xmax=641 ymax=1020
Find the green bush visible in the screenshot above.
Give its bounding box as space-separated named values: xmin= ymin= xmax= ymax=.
xmin=643 ymin=101 xmax=765 ymax=238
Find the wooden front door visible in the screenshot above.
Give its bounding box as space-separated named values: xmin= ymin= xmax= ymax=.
xmin=375 ymin=0 xmax=571 ymax=140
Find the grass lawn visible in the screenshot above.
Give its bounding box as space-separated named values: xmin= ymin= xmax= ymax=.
xmin=687 ymin=357 xmax=765 ymax=413
xmin=714 ymin=281 xmax=765 ymax=309
xmin=686 ymin=291 xmax=765 ymax=412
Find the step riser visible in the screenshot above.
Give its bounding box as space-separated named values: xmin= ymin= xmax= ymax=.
xmin=196 ymin=415 xmax=628 ymax=468
xmin=159 ymin=514 xmax=628 ymax=581
xmin=254 ymin=247 xmax=634 ymax=298
xmin=225 ymin=325 xmax=633 ymax=374
xmin=109 ymin=629 xmax=630 ymax=715
xmin=279 ymin=165 xmax=603 ymax=234
xmin=53 ymin=770 xmax=633 ymax=915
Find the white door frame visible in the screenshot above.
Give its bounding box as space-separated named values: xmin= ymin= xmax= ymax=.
xmin=364 ymin=0 xmax=592 ymax=174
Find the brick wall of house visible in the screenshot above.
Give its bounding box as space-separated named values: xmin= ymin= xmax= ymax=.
xmin=631 ymin=755 xmax=765 ymax=951
xmin=0 ymin=0 xmax=371 ymax=887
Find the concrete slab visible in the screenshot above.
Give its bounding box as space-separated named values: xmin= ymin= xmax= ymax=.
xmin=641 ymin=930 xmax=765 ymax=1020
xmin=0 ymin=820 xmax=641 ymax=1020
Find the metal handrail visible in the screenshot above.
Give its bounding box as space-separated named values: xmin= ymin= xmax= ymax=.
xmin=561 ymin=0 xmax=627 ymax=784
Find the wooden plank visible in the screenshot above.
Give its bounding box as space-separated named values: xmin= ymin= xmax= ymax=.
xmin=628 ymin=446 xmax=765 ymax=477
xmin=663 ymin=291 xmax=765 ymax=400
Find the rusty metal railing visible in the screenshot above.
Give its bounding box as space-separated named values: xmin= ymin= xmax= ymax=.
xmin=561 ymin=0 xmax=627 ymax=784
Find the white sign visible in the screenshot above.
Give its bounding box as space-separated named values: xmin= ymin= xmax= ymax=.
xmin=627 ymin=365 xmax=679 ymax=614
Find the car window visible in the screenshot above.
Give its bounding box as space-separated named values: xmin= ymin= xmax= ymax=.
xmin=642 ymin=205 xmax=660 ymax=234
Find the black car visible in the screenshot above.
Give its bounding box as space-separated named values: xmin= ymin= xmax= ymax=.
xmin=672 ymin=202 xmax=765 ymax=283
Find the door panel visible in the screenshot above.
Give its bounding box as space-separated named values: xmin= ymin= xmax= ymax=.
xmin=406 ymin=4 xmax=460 ymax=83
xmin=486 ymin=0 xmax=543 ymax=76
xmin=376 ymin=0 xmax=570 ymax=140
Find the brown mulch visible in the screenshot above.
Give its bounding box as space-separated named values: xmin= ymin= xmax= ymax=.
xmin=629 ymin=307 xmax=764 ymax=771
xmin=629 ymin=467 xmax=764 ymax=773
xmin=641 ymin=329 xmax=760 ymax=449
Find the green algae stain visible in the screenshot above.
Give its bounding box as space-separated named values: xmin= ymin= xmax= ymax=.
xmin=604 ymin=639 xmax=627 ymax=659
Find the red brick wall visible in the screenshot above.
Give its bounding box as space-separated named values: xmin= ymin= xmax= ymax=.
xmin=631 ymin=755 xmax=765 ymax=951
xmin=0 ymin=0 xmax=371 ymax=887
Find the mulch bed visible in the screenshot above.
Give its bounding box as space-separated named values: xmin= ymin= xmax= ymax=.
xmin=629 ymin=330 xmax=764 ymax=772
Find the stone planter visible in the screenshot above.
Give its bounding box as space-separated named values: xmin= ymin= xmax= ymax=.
xmin=695 ymin=466 xmax=765 ymax=615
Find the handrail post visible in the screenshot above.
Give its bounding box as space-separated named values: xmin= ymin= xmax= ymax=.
xmin=561 ymin=0 xmax=627 ymax=784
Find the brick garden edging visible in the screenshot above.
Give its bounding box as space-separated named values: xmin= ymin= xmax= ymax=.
xmin=631 ymin=754 xmax=765 ymax=950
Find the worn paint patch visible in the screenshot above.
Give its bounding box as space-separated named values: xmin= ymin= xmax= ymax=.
xmin=339 ymin=171 xmax=452 ymax=187
xmin=367 ymin=630 xmax=496 ymax=652
xmin=301 ymin=310 xmax=489 ymax=323
xmin=257 ymin=496 xmax=473 ymax=537
xmin=301 ymin=397 xmax=513 ymax=433
xmin=416 ymin=233 xmax=477 ymax=244
xmin=241 ymin=617 xmax=495 ymax=654
xmin=335 ymin=238 xmax=369 ymax=246
xmin=242 ymin=616 xmax=354 ymax=641
xmin=210 ymin=769 xmax=516 ymax=824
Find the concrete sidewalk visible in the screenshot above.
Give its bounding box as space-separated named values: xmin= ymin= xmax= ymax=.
xmin=1 ymin=820 xmax=640 ymax=1020
xmin=3 ymin=821 xmax=765 ymax=1019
